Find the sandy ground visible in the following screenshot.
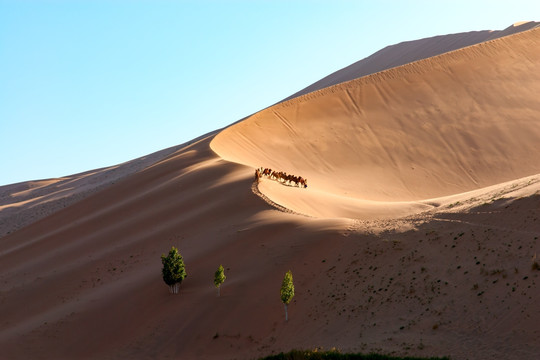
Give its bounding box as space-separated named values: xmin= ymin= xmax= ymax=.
xmin=0 ymin=24 xmax=539 ymax=360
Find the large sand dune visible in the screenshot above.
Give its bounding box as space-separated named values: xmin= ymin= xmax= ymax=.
xmin=0 ymin=24 xmax=539 ymax=360
xmin=211 ymin=26 xmax=540 ymax=218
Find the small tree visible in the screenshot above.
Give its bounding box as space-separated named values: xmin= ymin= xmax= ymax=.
xmin=213 ymin=264 xmax=226 ymax=297
xmin=280 ymin=270 xmax=295 ymax=321
xmin=161 ymin=246 xmax=187 ymax=294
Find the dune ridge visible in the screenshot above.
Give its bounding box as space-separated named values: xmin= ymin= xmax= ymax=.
xmin=283 ymin=21 xmax=539 ymax=102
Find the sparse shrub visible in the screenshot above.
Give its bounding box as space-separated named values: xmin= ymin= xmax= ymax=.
xmin=280 ymin=270 xmax=295 ymax=321
xmin=161 ymin=246 xmax=187 ymax=294
xmin=532 ymin=262 xmax=539 ymax=271
xmin=258 ymin=348 xmax=450 ymax=359
xmin=213 ymin=264 xmax=226 ymax=297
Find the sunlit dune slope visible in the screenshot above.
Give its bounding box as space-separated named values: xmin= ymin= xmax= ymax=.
xmin=211 ymin=27 xmax=540 ymax=210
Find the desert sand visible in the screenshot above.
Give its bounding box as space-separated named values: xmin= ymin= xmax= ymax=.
xmin=0 ymin=23 xmax=539 ymax=360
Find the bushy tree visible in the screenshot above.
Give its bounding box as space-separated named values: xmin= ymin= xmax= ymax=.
xmin=161 ymin=246 xmax=186 ymax=294
xmin=213 ymin=264 xmax=226 ymax=297
xmin=280 ymin=270 xmax=295 ymax=321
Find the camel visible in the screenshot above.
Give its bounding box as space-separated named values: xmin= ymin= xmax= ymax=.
xmin=257 ymin=167 xmax=308 ymax=188
xmin=255 ymin=169 xmax=262 ymax=183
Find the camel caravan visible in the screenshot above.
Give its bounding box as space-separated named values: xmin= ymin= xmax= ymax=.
xmin=255 ymin=167 xmax=308 ymax=188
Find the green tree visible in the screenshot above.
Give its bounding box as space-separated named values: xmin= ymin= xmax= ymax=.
xmin=161 ymin=246 xmax=187 ymax=294
xmin=213 ymin=264 xmax=226 ymax=297
xmin=280 ymin=270 xmax=295 ymax=321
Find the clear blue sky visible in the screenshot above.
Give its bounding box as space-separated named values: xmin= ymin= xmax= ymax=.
xmin=1 ymin=0 xmax=538 ymax=186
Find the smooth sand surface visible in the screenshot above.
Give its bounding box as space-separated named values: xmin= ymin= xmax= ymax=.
xmin=212 ymin=26 xmax=540 ymax=212
xmin=0 ymin=25 xmax=539 ymax=360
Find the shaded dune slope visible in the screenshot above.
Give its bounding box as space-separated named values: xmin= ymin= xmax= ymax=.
xmin=0 ymin=136 xmax=269 ymax=359
xmin=2 ymin=135 xmax=538 ymax=360
xmin=1 ymin=134 xmax=538 ymax=360
xmin=211 ymin=27 xmax=540 ymax=218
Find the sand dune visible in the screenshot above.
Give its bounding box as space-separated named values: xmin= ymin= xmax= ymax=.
xmin=212 ymin=26 xmax=540 ymax=218
xmin=1 ymin=24 xmax=539 ymax=360
xmin=0 ymin=136 xmax=215 ymax=238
